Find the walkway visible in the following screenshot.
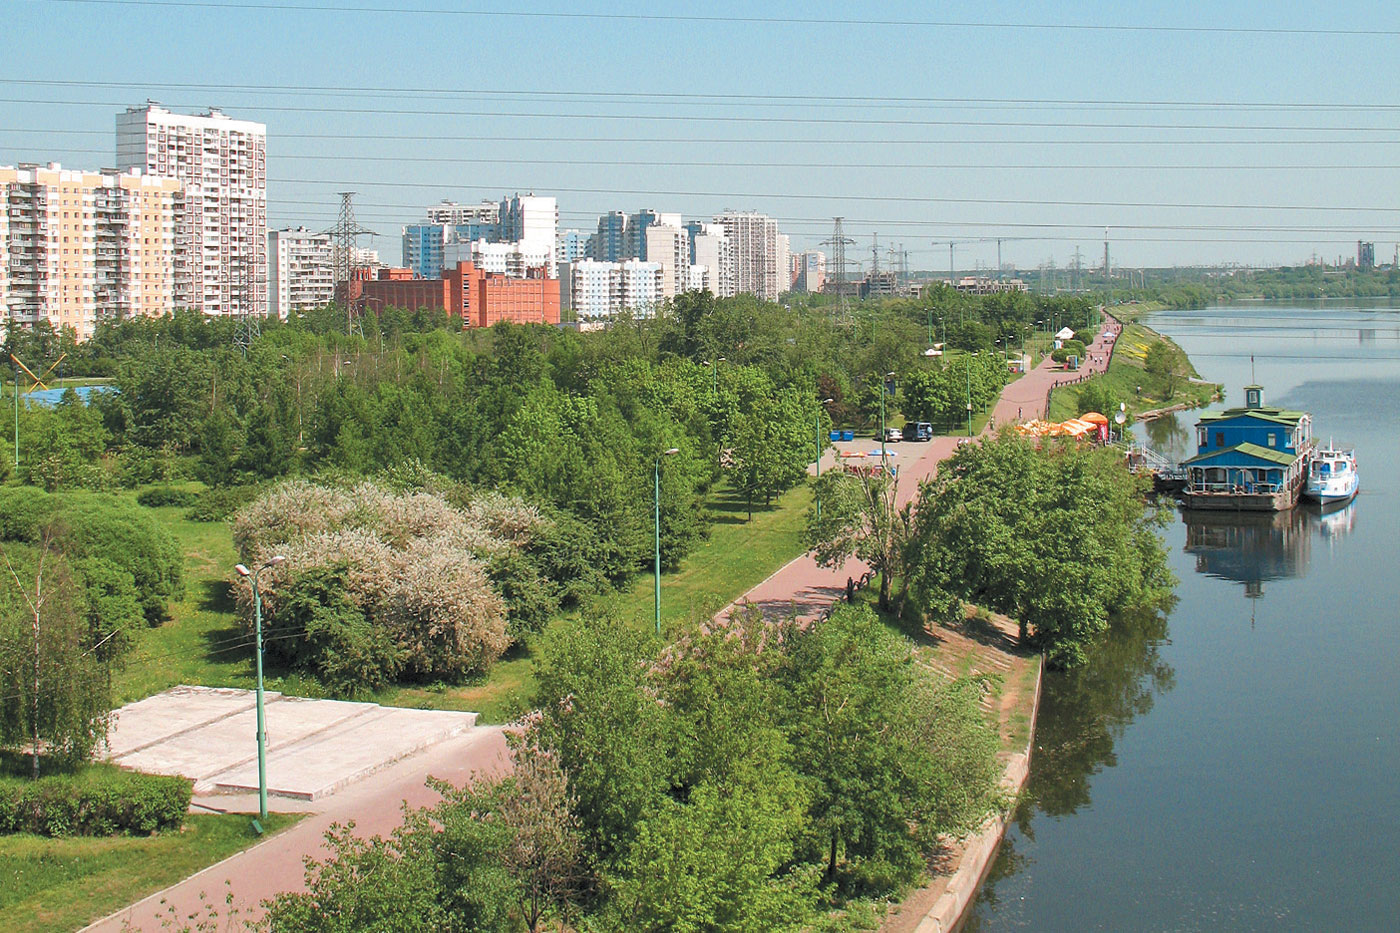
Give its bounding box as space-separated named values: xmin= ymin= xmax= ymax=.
xmin=729 ymin=319 xmax=1119 ymax=625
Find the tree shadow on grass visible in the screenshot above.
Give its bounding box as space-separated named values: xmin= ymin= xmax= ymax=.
xmin=199 ymin=578 xmax=236 ymax=615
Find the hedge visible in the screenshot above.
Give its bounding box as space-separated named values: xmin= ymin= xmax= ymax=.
xmin=136 ymin=486 xmax=200 ymax=508
xmin=0 ymin=770 xmax=192 ymax=837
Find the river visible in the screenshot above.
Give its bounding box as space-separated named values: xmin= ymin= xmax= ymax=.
xmin=965 ymin=302 xmax=1400 ymax=931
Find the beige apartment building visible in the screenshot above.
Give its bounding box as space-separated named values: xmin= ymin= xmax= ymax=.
xmin=1 ymin=163 xmax=180 ymax=340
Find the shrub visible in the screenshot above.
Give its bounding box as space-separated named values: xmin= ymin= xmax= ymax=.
xmin=0 ymin=769 xmax=192 ymax=837
xmin=0 ymin=487 xmax=184 ymax=626
xmin=136 ymin=486 xmax=199 ymax=508
xmin=185 ymin=484 xmax=260 ymax=523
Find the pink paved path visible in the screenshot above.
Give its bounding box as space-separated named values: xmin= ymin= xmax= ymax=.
xmin=725 ymin=319 xmax=1119 ymax=624
xmin=90 ymin=320 xmax=1117 ymax=930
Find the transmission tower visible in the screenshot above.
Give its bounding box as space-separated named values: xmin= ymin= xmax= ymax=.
xmin=233 ymin=253 xmax=261 ymax=356
xmin=821 ymin=217 xmax=855 ymax=322
xmin=324 ymin=192 xmax=376 ymax=337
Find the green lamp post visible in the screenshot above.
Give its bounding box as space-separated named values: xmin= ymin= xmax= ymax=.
xmin=234 ymin=555 xmax=285 ymax=829
xmin=653 ymin=448 xmax=679 ymax=636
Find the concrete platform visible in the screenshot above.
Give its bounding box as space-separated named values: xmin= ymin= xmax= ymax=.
xmin=105 ymin=685 xmax=478 ymax=801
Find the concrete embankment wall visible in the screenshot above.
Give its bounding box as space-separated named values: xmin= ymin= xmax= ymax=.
xmin=905 ymin=659 xmax=1044 ymax=933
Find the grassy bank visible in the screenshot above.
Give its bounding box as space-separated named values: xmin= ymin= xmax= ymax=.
xmin=0 ymin=812 xmax=299 ymax=933
xmin=1048 ymin=321 xmax=1219 ymax=423
xmin=114 ymin=478 xmax=817 ymax=724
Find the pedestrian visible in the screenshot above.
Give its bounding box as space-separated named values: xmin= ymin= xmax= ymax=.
xmin=845 ymin=576 xmax=855 ymax=602
xmin=1018 ymin=406 xmax=1022 ymax=419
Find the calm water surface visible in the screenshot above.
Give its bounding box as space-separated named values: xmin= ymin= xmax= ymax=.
xmin=966 ymin=304 xmax=1400 ymax=931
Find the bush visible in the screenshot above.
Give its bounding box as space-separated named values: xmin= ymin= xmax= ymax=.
xmin=0 ymin=769 xmax=192 ymax=837
xmin=0 ymin=487 xmax=184 ymax=626
xmin=136 ymin=486 xmax=199 ymax=508
xmin=185 ymin=484 xmax=260 ymax=523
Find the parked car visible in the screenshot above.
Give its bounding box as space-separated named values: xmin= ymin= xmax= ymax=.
xmin=881 ymin=427 xmax=903 ymax=443
xmin=908 ymin=422 xmax=934 ymax=441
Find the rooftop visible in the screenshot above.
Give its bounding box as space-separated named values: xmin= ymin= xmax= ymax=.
xmin=1183 ymin=441 xmax=1301 ymax=467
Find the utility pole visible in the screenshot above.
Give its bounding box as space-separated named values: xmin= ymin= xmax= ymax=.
xmin=1103 ymin=227 xmax=1110 ymax=284
xmin=997 ymin=238 xmax=1003 ymax=281
xmin=233 ymin=253 xmax=261 ymax=356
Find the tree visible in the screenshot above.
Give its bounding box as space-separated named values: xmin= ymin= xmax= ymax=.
xmin=905 ymin=434 xmax=1173 ymax=666
xmin=0 ymin=531 xmax=111 ymax=777
xmin=1144 ymin=341 xmax=1185 ymax=397
xmin=727 ymin=389 xmax=815 ymax=519
xmin=804 ymin=469 xmax=910 ymax=611
xmin=497 ymin=742 xmax=585 ymax=933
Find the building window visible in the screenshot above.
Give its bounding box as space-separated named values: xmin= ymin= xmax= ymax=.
xmin=1267 ymin=434 xmax=1276 ymax=447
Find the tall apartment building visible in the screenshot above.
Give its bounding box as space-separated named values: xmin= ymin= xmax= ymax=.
xmin=560 ymin=229 xmax=590 ymax=263
xmin=688 ymin=222 xmax=737 ymax=298
xmin=425 ymin=199 xmax=499 ymax=226
xmin=713 ymin=210 xmax=781 ymax=301
xmin=116 ymin=105 xmax=267 ymax=317
xmin=403 ymin=219 xmax=502 ymax=279
xmin=1358 ymin=240 xmax=1375 ymax=270
xmin=444 ymin=239 xmax=551 ymax=277
xmin=644 ymin=223 xmax=691 ymax=300
xmin=568 ymin=258 xmax=663 ymax=318
xmin=499 ymin=193 xmax=557 ymax=274
xmin=1 ymin=163 xmax=180 ymax=339
xmin=794 ymin=251 xmax=825 ymax=293
xmin=268 ymin=227 xmax=333 ymax=319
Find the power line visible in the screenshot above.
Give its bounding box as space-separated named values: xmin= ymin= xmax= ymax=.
xmin=6 ymin=78 xmax=1399 ymax=112
xmin=10 ymin=128 xmax=1398 ymax=146
xmin=5 ymin=98 xmax=1397 ymax=133
xmin=33 ymin=1 xmax=1400 ymax=38
xmin=12 ymin=144 xmax=1400 ymax=172
xmin=264 ymin=177 xmax=1400 ymax=214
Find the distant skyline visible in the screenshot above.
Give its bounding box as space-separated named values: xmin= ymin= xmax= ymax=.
xmin=4 ymin=0 xmax=1398 ymax=272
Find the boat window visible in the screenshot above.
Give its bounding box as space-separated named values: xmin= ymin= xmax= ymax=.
xmin=1215 ymin=431 xmax=1225 ymax=448
xmin=1267 ymin=434 xmax=1277 ymax=447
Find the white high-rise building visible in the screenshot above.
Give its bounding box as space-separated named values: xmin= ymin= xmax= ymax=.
xmin=644 ymin=223 xmax=691 ymax=300
xmin=425 ymin=199 xmax=499 ymax=226
xmin=567 ymin=259 xmax=663 ymax=318
xmin=268 ymin=227 xmax=333 ymax=319
xmin=776 ymin=234 xmax=791 ymax=295
xmin=690 ymin=223 xmax=736 ymax=298
xmin=499 ymin=193 xmax=558 ymax=274
xmin=570 ymin=259 xmax=621 ymax=319
xmin=116 ymin=105 xmax=267 ymax=317
xmin=713 ymin=210 xmax=781 ymax=301
xmin=445 ymin=239 xmax=551 ymax=277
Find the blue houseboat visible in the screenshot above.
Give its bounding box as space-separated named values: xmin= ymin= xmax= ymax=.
xmin=1181 ymin=385 xmax=1313 ymax=511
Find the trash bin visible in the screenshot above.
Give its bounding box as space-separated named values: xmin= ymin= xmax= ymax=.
xmin=829 ymin=430 xmax=841 ymax=442
xmin=841 ymin=429 xmax=854 ymax=442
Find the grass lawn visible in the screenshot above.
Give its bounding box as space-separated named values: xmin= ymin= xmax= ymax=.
xmin=381 ymin=478 xmax=816 ymax=723
xmin=0 ymin=812 xmax=300 ymax=933
xmin=1048 ymin=321 xmax=1219 ymax=423
xmin=117 ymin=477 xmax=818 ymax=725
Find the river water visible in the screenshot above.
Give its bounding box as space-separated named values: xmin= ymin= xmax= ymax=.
xmin=965 ymin=303 xmax=1400 ymax=931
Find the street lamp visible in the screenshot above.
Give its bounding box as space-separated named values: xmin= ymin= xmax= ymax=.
xmin=816 ymin=397 xmax=834 ymax=521
xmin=926 ymin=307 xmax=933 ymax=346
xmin=653 ymin=448 xmax=679 ymax=636
xmin=966 ymin=352 xmax=979 ymax=437
xmin=234 ymin=555 xmax=285 ymax=828
xmin=879 ymin=372 xmax=896 ymax=463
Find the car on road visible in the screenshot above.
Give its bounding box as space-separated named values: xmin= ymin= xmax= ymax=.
xmin=881 ymin=427 xmax=903 ymax=443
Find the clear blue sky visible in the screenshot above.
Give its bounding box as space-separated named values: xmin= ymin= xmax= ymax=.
xmin=4 ymin=0 xmax=1398 ymax=271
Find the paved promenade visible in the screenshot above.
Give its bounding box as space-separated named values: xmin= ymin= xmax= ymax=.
xmin=89 ymin=321 xmax=1117 ymax=930
xmin=730 ymin=320 xmax=1119 ymax=625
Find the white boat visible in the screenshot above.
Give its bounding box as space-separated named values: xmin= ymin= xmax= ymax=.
xmin=1305 ymin=445 xmax=1359 ymax=505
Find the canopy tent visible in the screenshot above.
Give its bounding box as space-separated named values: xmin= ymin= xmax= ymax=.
xmin=1055 ymin=326 xmax=1076 ymax=340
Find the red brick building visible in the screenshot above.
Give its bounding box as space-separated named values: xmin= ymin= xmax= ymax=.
xmin=339 ymin=262 xmax=559 ymax=327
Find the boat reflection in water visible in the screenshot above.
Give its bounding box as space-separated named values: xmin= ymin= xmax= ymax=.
xmin=1180 ymin=502 xmax=1356 ymax=600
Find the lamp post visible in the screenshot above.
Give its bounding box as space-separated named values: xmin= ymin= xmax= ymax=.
xmin=234 ymin=555 xmax=285 ymax=827
xmin=966 ymin=352 xmax=978 ymax=437
xmin=926 ymin=307 xmax=933 ymax=346
xmin=879 ymin=372 xmax=895 ymax=463
xmin=816 ymin=397 xmax=834 ymax=521
xmin=11 ymin=358 xmax=17 ymax=470
xmin=653 ymin=448 xmax=679 ymax=636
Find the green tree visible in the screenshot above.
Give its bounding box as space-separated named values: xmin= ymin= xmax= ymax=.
xmin=1144 ymin=341 xmax=1185 ymax=397
xmin=804 ymin=469 xmax=910 ymax=611
xmin=0 ymin=533 xmax=112 ymax=776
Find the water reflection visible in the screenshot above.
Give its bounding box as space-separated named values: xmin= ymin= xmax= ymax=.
xmin=1181 ymin=503 xmax=1356 ymax=599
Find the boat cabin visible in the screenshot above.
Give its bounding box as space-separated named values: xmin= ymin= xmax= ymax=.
xmin=1182 ymin=386 xmax=1313 ymax=504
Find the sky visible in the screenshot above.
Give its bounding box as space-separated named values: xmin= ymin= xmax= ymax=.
xmin=3 ymin=0 xmax=1399 ymax=273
